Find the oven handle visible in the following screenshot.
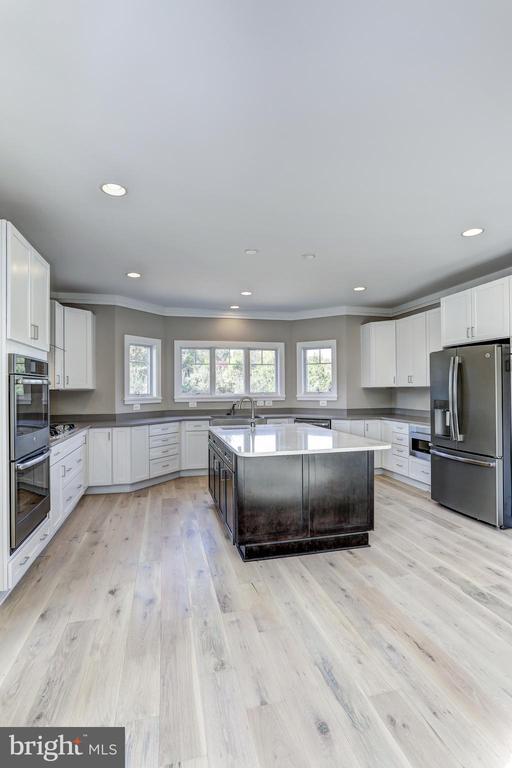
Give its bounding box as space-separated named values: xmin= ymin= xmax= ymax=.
xmin=15 ymin=377 xmax=49 ymax=386
xmin=16 ymin=450 xmax=50 ymax=471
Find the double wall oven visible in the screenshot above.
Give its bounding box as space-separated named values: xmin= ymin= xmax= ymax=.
xmin=9 ymin=355 xmax=51 ymax=551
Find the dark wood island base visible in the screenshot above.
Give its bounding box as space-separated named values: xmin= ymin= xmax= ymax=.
xmin=208 ymin=431 xmax=375 ymax=561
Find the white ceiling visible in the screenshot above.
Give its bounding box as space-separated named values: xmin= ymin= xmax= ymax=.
xmin=2 ymin=1 xmax=512 ymax=314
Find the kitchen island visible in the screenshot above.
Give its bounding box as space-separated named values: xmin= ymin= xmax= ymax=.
xmin=208 ymin=423 xmax=390 ymax=560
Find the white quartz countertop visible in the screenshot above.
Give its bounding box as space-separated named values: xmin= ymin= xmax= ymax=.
xmin=210 ymin=424 xmax=392 ymax=458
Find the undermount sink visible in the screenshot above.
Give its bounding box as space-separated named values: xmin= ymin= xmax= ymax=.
xmin=210 ymin=415 xmax=267 ymax=427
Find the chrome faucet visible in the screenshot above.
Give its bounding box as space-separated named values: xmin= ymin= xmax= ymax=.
xmin=237 ymin=396 xmax=257 ymax=430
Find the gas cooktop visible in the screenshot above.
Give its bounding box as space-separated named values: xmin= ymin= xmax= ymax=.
xmin=50 ymin=423 xmax=76 ymax=438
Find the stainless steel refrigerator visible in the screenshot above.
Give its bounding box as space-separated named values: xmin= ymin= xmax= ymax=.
xmin=430 ymin=343 xmax=511 ymax=527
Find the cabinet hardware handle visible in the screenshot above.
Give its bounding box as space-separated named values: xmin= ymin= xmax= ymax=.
xmin=162 ymin=464 xmax=169 ymax=469
xmin=108 ymin=432 xmax=111 ymax=441
xmin=34 ymin=324 xmax=39 ymax=340
xmin=66 ymin=375 xmax=69 ymax=385
xmin=466 ymin=327 xmax=470 ymax=338
xmin=56 ymin=374 xmax=60 ymax=385
xmin=66 ymin=495 xmax=73 ymax=503
xmin=471 ymin=326 xmax=475 ymax=337
xmin=77 ymin=458 xmax=82 ymax=464
xmin=40 ymin=533 xmax=48 ymax=541
xmin=61 ymin=466 xmax=66 ymax=478
xmin=19 ymin=556 xmax=30 ymax=566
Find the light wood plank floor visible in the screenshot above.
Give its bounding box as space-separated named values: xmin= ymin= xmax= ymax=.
xmin=1 ymin=475 xmax=512 ymax=767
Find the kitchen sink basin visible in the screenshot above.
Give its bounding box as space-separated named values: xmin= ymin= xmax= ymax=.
xmin=209 ymin=415 xmax=267 ymax=427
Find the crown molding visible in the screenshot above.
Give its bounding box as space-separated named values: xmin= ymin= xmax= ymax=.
xmin=50 ymin=292 xmax=393 ymax=320
xmin=53 ymin=261 xmax=512 ymax=321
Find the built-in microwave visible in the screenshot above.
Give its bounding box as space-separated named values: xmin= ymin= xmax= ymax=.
xmin=409 ymin=424 xmax=431 ymax=461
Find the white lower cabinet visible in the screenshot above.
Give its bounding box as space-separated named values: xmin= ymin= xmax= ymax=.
xmin=112 ymin=428 xmax=132 ymax=484
xmin=88 ymin=428 xmax=113 ymax=486
xmin=49 ymin=432 xmax=87 ymax=537
xmin=181 ymin=421 xmax=209 ymax=470
xmin=409 ymin=456 xmax=431 ymax=484
xmin=131 ymin=426 xmax=150 ymax=482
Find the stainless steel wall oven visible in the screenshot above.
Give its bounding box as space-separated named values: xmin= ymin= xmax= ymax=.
xmin=9 ymin=354 xmax=51 ymax=551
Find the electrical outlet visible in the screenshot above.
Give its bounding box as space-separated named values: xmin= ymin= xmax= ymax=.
xmin=265 ymin=400 xmax=273 ymax=407
xmin=188 ymin=401 xmax=197 ymax=408
xmin=256 ymin=400 xmax=264 ymax=407
xmin=319 ymin=400 xmax=328 ymax=407
xmin=132 ymin=403 xmax=141 ymax=411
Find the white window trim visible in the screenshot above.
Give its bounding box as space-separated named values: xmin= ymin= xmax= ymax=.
xmin=296 ymin=339 xmax=338 ymax=400
xmin=174 ymin=340 xmax=286 ymax=401
xmin=124 ymin=334 xmax=162 ymax=404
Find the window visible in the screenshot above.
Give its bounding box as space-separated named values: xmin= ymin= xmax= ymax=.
xmin=296 ymin=340 xmax=337 ymax=400
xmin=124 ymin=335 xmax=162 ymax=404
xmin=174 ymin=341 xmax=285 ymax=401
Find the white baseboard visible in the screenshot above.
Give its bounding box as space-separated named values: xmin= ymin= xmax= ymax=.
xmin=85 ymin=468 xmax=208 ymax=495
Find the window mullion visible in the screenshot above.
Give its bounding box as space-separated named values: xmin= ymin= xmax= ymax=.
xmin=210 ymin=347 xmax=215 ymax=396
xmin=245 ymin=349 xmax=250 ymax=396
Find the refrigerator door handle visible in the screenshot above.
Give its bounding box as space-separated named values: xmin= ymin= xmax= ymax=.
xmin=452 ymin=355 xmax=464 ymax=442
xmin=430 ymin=449 xmax=496 ymax=468
xmin=448 ymin=356 xmax=456 ymax=440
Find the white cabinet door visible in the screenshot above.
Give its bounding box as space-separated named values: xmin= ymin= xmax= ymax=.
xmin=182 ymin=430 xmax=208 ymax=470
xmin=364 ymin=420 xmax=382 ymax=469
xmin=49 ymin=462 xmax=64 ymax=532
xmin=64 ymin=307 xmax=95 ymax=389
xmin=88 ymin=429 xmax=112 ymax=486
xmin=6 ymin=223 xmax=31 ymax=346
xmin=360 ymin=321 xmax=396 ymax=387
xmin=395 ymin=317 xmax=413 ymax=386
xmin=112 ymin=428 xmax=132 ymax=485
xmin=51 ymin=300 xmax=64 ymax=348
xmin=426 ymin=308 xmax=442 ymax=384
xmin=396 ymin=314 xmax=427 ymax=386
xmin=472 ymin=277 xmax=510 ymax=342
xmin=349 ymin=420 xmax=365 ymax=437
xmin=441 ymin=290 xmax=472 ymax=346
xmin=30 ymin=249 xmax=50 ymax=350
xmin=131 ymin=426 xmax=149 ymax=483
xmin=49 ymin=346 xmax=64 ymax=390
xmin=331 ymin=419 xmax=352 ymax=433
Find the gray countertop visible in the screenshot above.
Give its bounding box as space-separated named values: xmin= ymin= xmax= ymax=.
xmin=50 ymin=408 xmax=429 ymax=446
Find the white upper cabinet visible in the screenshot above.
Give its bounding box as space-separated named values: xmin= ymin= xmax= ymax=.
xmin=50 ymin=300 xmax=64 ymax=349
xmin=63 ymin=306 xmax=96 ymax=389
xmin=426 ymin=307 xmax=442 ymax=384
xmin=6 ymin=222 xmax=50 ymax=351
xmin=441 ymin=278 xmax=510 ymax=347
xmin=396 ymin=313 xmax=427 ymax=387
xmin=361 ymin=320 xmax=396 ymax=387
xmin=471 ymin=278 xmax=510 ymax=342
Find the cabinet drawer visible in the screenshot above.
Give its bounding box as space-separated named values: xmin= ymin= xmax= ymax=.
xmin=63 ymin=467 xmax=86 ymax=499
xmin=50 ymin=431 xmax=87 ymax=465
xmin=391 ymin=445 xmax=409 ymax=458
xmin=389 ymin=455 xmax=409 ymax=476
xmin=61 ymin=445 xmax=86 ymax=479
xmin=390 ymin=422 xmax=409 ymax=435
xmin=150 ymin=444 xmax=180 ymax=460
xmin=8 ymin=520 xmax=50 ymax=588
xmin=409 ymin=457 xmax=431 ymax=484
xmin=184 ymin=420 xmax=210 ymax=431
xmin=392 ymin=432 xmax=409 ymax=447
xmin=150 ymin=456 xmax=180 ymax=478
xmin=149 ymin=422 xmax=180 ymax=436
xmin=149 ymin=433 xmax=180 ymax=449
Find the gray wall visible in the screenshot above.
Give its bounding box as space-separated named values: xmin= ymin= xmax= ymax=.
xmin=51 ymin=305 xmax=394 ymax=415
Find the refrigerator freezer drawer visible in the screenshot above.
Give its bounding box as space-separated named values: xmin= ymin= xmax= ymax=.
xmin=431 ymin=449 xmax=502 ymax=527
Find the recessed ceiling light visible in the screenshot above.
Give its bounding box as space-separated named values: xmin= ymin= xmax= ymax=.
xmin=126 ymin=271 xmax=141 ymax=279
xmin=353 ymin=285 xmax=366 ymax=292
xmin=244 ymin=249 xmax=259 ymax=256
xmin=302 ymin=253 xmax=317 ymax=261
xmin=240 ymin=290 xmax=252 ymax=296
xmin=101 ymin=182 xmax=127 ymax=197
xmin=461 ymin=227 xmax=484 ymax=237
xmin=230 ymin=305 xmax=240 ymax=310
